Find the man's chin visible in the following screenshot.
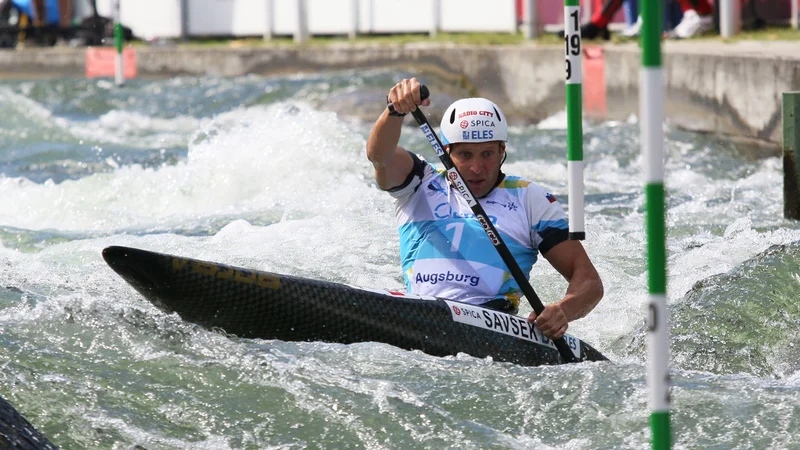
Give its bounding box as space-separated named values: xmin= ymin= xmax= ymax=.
xmin=467 ymin=183 xmax=487 ymax=197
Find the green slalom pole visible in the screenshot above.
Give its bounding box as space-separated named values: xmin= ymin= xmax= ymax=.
xmin=564 ymin=0 xmax=585 ymax=241
xmin=114 ymin=0 xmax=124 ymax=86
xmin=640 ymin=1 xmax=671 ymax=449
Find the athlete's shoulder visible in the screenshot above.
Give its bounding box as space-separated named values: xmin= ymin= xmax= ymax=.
xmin=394 ymin=153 xmax=447 ymax=201
xmin=413 ymin=153 xmax=446 ymax=178
xmin=497 ymin=175 xmax=552 ymax=197
xmin=496 ymin=175 xmax=533 ymax=190
xmin=498 ymin=175 xmax=563 ymax=206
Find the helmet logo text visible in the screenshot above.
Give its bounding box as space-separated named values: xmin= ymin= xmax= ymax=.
xmin=458 ymin=110 xmax=495 ymax=118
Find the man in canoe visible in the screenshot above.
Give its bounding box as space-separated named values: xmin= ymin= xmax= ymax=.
xmin=366 ymin=78 xmax=604 ymax=340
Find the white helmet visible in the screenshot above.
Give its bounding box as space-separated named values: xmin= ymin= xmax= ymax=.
xmin=439 ymin=97 xmax=508 ymax=146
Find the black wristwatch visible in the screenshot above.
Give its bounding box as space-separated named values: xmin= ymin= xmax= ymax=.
xmin=386 ymin=97 xmax=406 ymax=117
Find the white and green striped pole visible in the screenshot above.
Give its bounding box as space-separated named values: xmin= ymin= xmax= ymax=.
xmin=113 ymin=0 xmax=124 ymax=86
xmin=640 ymin=1 xmax=670 ymax=449
xmin=564 ymin=0 xmax=585 ymax=241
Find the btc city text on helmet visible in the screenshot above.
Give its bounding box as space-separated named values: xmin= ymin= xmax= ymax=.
xmin=440 ymin=98 xmax=508 ymax=145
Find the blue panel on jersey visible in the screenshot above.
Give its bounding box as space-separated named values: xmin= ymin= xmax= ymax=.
xmin=399 ymin=218 xmax=538 ymax=272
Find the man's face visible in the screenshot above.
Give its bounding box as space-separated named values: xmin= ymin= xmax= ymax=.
xmin=448 ymin=141 xmax=505 ymax=198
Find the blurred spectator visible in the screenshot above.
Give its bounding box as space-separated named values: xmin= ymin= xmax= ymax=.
xmin=578 ymin=0 xmax=621 ymax=40
xmin=0 ymin=0 xmax=75 ymax=47
xmin=669 ymin=0 xmax=715 ymax=38
xmin=578 ymin=0 xmax=714 ymax=39
xmin=620 ymin=0 xmax=684 ymax=37
xmin=11 ymin=0 xmax=71 ymax=29
xmin=58 ymin=0 xmax=71 ymax=28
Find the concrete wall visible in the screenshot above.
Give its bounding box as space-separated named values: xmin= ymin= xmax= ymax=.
xmin=604 ymin=41 xmax=800 ymax=151
xmin=1 ymin=41 xmax=797 ymax=153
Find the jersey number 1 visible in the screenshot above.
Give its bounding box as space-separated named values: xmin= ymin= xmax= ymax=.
xmin=445 ymin=222 xmax=465 ymax=252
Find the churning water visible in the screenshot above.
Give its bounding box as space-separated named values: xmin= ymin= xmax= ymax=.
xmin=1 ymin=72 xmax=799 ymax=449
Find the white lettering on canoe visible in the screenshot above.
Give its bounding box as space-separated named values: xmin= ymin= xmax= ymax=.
xmin=444 ymin=300 xmax=581 ymax=358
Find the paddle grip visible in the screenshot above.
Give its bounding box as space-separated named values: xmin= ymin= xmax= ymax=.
xmin=387 ymin=85 xmax=430 ymax=116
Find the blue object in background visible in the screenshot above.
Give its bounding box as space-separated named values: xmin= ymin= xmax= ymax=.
xmin=11 ymin=0 xmax=35 ymax=19
xmin=11 ymin=0 xmax=60 ymax=25
xmin=623 ymin=0 xmax=684 ymax=31
xmin=664 ymin=0 xmax=684 ymax=31
xmin=623 ymin=0 xmax=638 ymax=26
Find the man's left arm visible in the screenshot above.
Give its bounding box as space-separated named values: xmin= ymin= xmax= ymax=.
xmin=528 ymin=240 xmax=604 ymax=338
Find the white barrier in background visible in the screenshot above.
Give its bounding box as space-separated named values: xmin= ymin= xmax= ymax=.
xmin=358 ymin=0 xmax=436 ymax=34
xmin=272 ymin=0 xmax=355 ymax=36
xmin=97 ymin=0 xmax=517 ymax=41
xmin=74 ymin=0 xmax=94 ymax=19
xmin=188 ymin=0 xmax=267 ymax=36
xmin=96 ymin=0 xmax=184 ymax=39
xmin=439 ymin=0 xmax=516 ymax=32
xmin=522 ymin=0 xmax=541 ymax=39
xmin=431 ymin=0 xmax=440 ymax=37
xmin=719 ymin=0 xmax=742 ymax=38
xmin=295 ymin=0 xmax=309 ymax=42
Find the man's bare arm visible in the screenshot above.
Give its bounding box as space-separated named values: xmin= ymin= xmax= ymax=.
xmin=366 ymin=77 xmax=429 ymax=190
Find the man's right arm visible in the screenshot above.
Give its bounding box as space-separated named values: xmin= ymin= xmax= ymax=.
xmin=366 ymin=77 xmax=429 ymax=190
xmin=366 ymin=109 xmax=414 ymax=190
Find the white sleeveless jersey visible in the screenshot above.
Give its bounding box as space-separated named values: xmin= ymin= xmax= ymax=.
xmin=388 ymin=153 xmax=569 ymax=309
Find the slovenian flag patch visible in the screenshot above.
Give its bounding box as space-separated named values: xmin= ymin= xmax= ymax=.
xmin=545 ymin=193 xmax=557 ymax=203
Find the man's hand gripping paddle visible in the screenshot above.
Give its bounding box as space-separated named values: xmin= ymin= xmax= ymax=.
xmin=389 ymin=85 xmax=580 ymax=364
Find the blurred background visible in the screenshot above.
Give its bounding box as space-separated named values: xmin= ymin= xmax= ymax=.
xmin=0 ymin=0 xmax=796 ymax=47
xmin=1 ymin=1 xmax=800 ymax=449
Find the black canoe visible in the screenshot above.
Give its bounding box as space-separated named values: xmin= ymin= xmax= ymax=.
xmin=0 ymin=395 xmax=57 ymax=450
xmin=102 ymin=246 xmax=608 ymax=366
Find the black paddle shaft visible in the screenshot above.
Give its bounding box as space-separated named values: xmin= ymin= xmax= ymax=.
xmin=388 ymin=85 xmax=579 ymax=363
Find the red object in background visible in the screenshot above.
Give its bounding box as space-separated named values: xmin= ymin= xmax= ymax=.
xmin=583 ymin=45 xmax=606 ymax=118
xmin=592 ymin=0 xmax=604 ymax=18
xmin=516 ymin=0 xmax=626 ymax=27
xmin=518 ymin=0 xmax=793 ymax=27
xmin=85 ymin=47 xmax=138 ymax=79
